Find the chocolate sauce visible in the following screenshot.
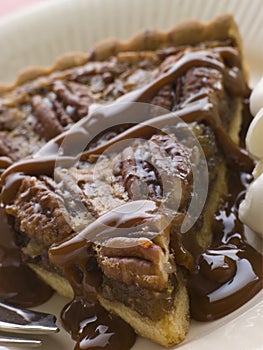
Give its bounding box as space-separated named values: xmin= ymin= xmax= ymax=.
xmin=0 ymin=209 xmax=53 ymax=307
xmin=187 ymin=170 xmax=262 ymax=320
xmin=0 ymin=45 xmax=262 ymax=350
xmin=239 ymin=95 xmax=254 ymax=148
xmin=0 ymin=157 xmax=13 ymax=171
xmin=80 ymin=102 xmax=253 ymax=172
xmin=49 ymin=201 xmax=157 ymax=350
xmin=61 ymin=297 xmax=136 ymax=350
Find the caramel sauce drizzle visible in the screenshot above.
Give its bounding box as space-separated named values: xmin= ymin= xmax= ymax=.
xmin=0 ymin=46 xmax=262 ymax=349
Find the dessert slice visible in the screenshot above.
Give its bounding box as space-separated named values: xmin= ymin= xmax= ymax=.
xmin=1 ymin=14 xmax=258 ymax=350
xmin=3 ymin=120 xmax=222 ymax=348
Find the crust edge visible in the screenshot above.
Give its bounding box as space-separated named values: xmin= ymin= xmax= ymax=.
xmin=28 ymin=263 xmax=189 ymax=348
xmin=0 ymin=14 xmax=242 ymax=95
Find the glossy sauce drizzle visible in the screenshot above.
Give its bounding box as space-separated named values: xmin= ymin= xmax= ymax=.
xmin=62 ymin=298 xmax=136 ymax=350
xmin=187 ymin=171 xmax=262 ymax=320
xmin=0 ymin=209 xmax=53 ymax=307
xmin=50 ymin=201 xmax=158 ymax=350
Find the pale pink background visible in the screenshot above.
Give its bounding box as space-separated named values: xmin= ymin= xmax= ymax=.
xmin=0 ymin=0 xmax=44 ymax=17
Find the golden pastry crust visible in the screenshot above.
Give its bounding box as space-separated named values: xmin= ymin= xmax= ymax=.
xmin=0 ymin=14 xmax=243 ymax=95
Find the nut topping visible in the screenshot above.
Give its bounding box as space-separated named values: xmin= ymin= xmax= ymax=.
xmin=113 ymin=146 xmax=162 ymax=201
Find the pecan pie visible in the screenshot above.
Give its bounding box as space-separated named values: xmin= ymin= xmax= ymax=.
xmin=0 ymin=14 xmax=262 ymax=350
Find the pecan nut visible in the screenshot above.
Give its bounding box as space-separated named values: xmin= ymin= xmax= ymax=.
xmin=113 ymin=145 xmax=162 ymax=201
xmin=6 ymin=176 xmax=73 ymax=246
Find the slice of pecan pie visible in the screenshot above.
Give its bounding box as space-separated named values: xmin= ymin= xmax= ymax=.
xmin=1 ymin=14 xmax=261 ymax=350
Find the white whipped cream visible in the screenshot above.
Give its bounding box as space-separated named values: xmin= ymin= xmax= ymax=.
xmin=239 ymin=78 xmax=263 ymax=235
xmin=250 ymin=77 xmax=263 ymax=116
xmin=239 ymin=171 xmax=263 ymax=234
xmin=246 ymin=107 xmax=263 ymax=159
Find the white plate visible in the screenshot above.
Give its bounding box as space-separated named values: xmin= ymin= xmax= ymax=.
xmin=0 ymin=0 xmax=262 ymax=349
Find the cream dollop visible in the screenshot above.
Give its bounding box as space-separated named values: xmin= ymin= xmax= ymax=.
xmin=250 ymin=77 xmax=263 ymax=116
xmin=238 ymin=78 xmax=263 ymax=235
xmin=239 ymin=171 xmax=263 ymax=234
xmin=246 ymin=108 xmax=263 ymax=159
